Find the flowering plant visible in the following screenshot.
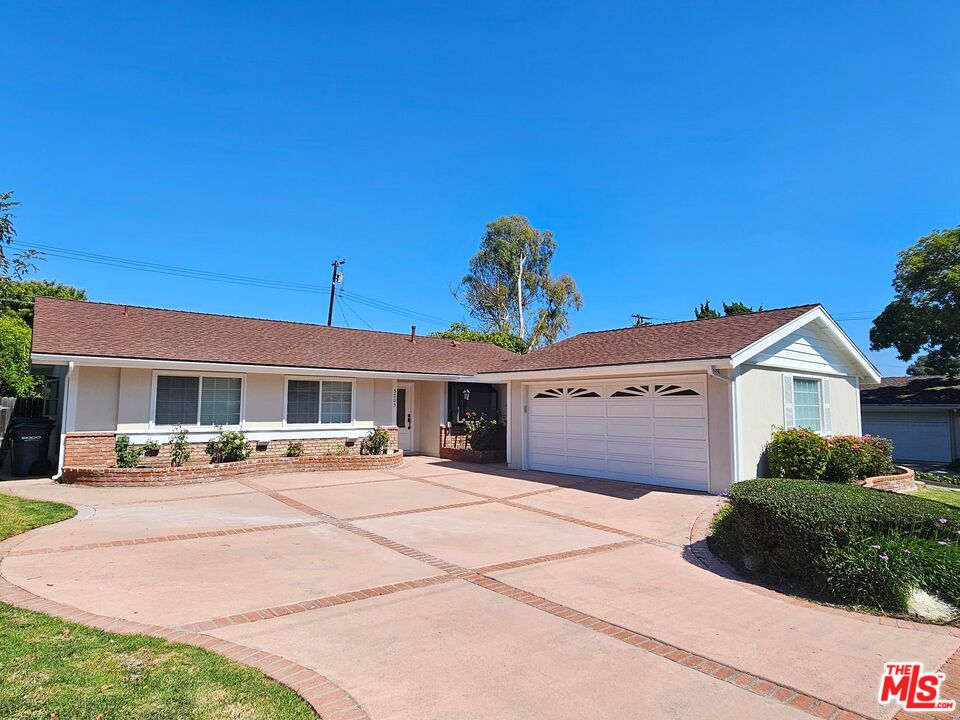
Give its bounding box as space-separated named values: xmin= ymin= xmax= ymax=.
xmin=205 ymin=428 xmax=250 ymax=463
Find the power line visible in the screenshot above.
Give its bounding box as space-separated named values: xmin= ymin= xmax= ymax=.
xmin=22 ymin=242 xmax=456 ymax=327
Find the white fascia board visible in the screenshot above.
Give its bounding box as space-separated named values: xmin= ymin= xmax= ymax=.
xmin=476 ymin=358 xmax=733 ymax=382
xmin=729 ymin=306 xmax=882 ymax=384
xmin=30 ymin=353 xmax=475 ymax=382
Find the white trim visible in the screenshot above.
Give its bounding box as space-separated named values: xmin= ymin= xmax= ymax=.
xmin=123 ymin=427 xmax=376 ymax=445
xmin=53 ymin=361 xmax=76 ymax=480
xmin=149 ymin=369 xmax=246 ymax=432
xmin=521 ymin=382 xmax=530 ymax=470
xmin=854 ymin=376 xmax=862 ymax=435
xmin=730 ymin=306 xmax=881 ymax=383
xmin=281 ymin=375 xmax=357 ymax=429
xmin=30 ymin=353 xmax=472 ymax=381
xmin=789 ymin=373 xmax=831 ymax=436
xmin=505 ymin=380 xmax=513 ymax=465
xmin=478 ymin=359 xmax=732 ymax=382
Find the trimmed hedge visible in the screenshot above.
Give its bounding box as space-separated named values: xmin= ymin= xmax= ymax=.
xmin=709 ymin=479 xmax=960 ymax=612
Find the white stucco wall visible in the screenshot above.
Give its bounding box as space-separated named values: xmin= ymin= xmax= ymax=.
xmin=74 ymin=366 xmax=120 ymax=432
xmin=737 ymin=365 xmax=861 ymax=479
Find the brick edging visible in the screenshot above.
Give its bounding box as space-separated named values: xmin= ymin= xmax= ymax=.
xmin=62 ymin=451 xmax=404 ymax=487
xmin=860 ymin=466 xmax=917 ymax=494
xmin=0 ymin=528 xmax=368 ymax=719
xmin=687 ymin=502 xmax=960 ymax=638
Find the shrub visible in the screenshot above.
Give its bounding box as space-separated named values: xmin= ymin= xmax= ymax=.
xmin=325 ymin=443 xmax=349 ymax=457
xmin=362 ymin=427 xmax=390 ymax=455
xmin=142 ymin=439 xmax=160 ymax=456
xmin=114 ymin=435 xmax=142 ymax=469
xmin=710 ymin=479 xmax=960 ymax=611
xmin=168 ymin=425 xmax=191 ymax=467
xmin=822 ymin=436 xmax=865 ymax=483
xmin=205 ymin=428 xmax=250 ymax=464
xmin=285 ymin=441 xmax=304 ymax=458
xmin=765 ymin=428 xmax=828 ymax=480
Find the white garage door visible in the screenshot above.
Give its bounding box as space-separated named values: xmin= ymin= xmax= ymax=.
xmin=862 ymin=411 xmax=952 ymax=462
xmin=526 ymin=378 xmax=709 ymax=491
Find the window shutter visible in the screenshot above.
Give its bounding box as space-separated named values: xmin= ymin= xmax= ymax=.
xmin=782 ymin=374 xmax=795 ymax=428
xmin=821 ymin=379 xmax=832 ymax=435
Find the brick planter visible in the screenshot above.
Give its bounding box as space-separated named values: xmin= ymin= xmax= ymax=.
xmin=438 ymin=447 xmax=506 ymax=464
xmin=859 ymin=465 xmax=917 ymax=494
xmin=61 ymin=450 xmax=404 ymax=487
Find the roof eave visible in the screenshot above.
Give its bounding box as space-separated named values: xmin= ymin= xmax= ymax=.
xmin=475 ymin=357 xmax=733 ymax=382
xmin=30 ymin=352 xmax=481 ymax=382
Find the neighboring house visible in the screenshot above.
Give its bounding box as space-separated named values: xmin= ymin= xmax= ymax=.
xmin=860 ymin=376 xmax=960 ymax=463
xmin=31 ymin=298 xmax=880 ymax=493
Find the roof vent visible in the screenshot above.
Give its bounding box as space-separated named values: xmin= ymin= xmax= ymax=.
xmin=410 ymin=325 xmax=416 ymax=342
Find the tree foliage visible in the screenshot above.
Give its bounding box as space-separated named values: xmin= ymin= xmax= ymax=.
xmin=0 ymin=278 xmax=87 ymax=326
xmin=0 ymin=192 xmax=39 ymax=279
xmin=455 ymin=215 xmax=582 ymax=347
xmin=907 ymin=353 xmax=960 ymax=377
xmin=0 ymin=314 xmax=41 ymax=397
xmin=429 ymin=322 xmax=528 ymax=354
xmin=694 ymin=300 xmax=762 ymax=319
xmin=870 ymin=227 xmax=960 ymax=376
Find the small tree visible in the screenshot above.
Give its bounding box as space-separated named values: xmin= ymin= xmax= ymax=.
xmin=871 ymin=228 xmax=960 ymax=376
xmin=694 ymin=300 xmax=762 ymax=319
xmin=907 ymin=353 xmax=960 ymax=377
xmin=0 ymin=314 xmax=41 ymax=396
xmin=0 ymin=192 xmax=39 ymax=279
xmin=695 ymin=301 xmax=721 ymax=319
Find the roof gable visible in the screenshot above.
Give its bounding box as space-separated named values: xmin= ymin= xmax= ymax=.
xmin=31 ymin=298 xmax=517 ymax=376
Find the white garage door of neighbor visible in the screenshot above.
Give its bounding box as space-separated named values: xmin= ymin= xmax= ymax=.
xmin=526 ymin=378 xmax=709 ymax=491
xmin=862 ymin=411 xmax=952 ymax=463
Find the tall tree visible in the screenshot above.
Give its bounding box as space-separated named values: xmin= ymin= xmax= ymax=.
xmin=694 ymin=301 xmax=721 ymax=319
xmin=0 ymin=314 xmax=41 ymax=396
xmin=871 ymin=227 xmax=960 ymax=376
xmin=455 ymin=215 xmax=582 ymax=347
xmin=0 ymin=191 xmax=38 ymax=279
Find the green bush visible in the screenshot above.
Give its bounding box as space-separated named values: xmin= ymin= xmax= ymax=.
xmin=168 ymin=425 xmax=191 ymax=467
xmin=766 ymin=428 xmax=894 ymax=483
xmin=362 ymin=427 xmax=390 ymax=455
xmin=710 ymin=479 xmax=960 ymax=612
xmin=114 ymin=435 xmax=142 ymax=469
xmin=765 ymin=428 xmax=828 ymax=480
xmin=205 ymin=428 xmax=250 ymax=464
xmin=285 ymin=441 xmax=304 ymax=458
xmin=142 ymin=439 xmax=160 ymax=456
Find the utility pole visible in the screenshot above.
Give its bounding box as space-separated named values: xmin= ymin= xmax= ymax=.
xmin=632 ymin=314 xmax=652 ymax=327
xmin=327 ymin=259 xmax=346 ymax=326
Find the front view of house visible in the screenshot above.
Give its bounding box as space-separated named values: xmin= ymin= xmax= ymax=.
xmin=30 ymin=298 xmax=881 ymax=493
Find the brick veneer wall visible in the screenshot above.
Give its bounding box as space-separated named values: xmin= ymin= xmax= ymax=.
xmin=438 ymin=447 xmax=506 ymax=464
xmin=860 ymin=465 xmax=917 ymax=493
xmin=63 ymin=427 xmax=400 ymax=470
xmin=62 ymin=450 xmax=404 ymax=486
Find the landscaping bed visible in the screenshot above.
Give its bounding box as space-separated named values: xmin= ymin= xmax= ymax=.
xmin=0 ymin=492 xmax=316 ymax=719
xmin=62 ymin=450 xmax=404 ymax=487
xmin=709 ymin=479 xmax=960 ymax=620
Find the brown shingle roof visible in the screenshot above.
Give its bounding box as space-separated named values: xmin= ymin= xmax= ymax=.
xmin=486 ymin=304 xmax=819 ymax=373
xmin=860 ymin=375 xmax=960 ymax=406
xmin=31 ymin=298 xmax=517 ymax=375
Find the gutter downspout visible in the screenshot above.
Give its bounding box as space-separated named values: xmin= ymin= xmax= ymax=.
xmin=52 ymin=361 xmax=75 ymax=481
xmin=708 ymin=365 xmax=739 ymax=489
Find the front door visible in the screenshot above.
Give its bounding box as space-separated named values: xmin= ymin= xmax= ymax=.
xmin=396 ymin=382 xmax=415 ymax=452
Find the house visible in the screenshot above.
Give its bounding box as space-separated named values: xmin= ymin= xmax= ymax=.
xmin=30 ymin=298 xmax=880 ymax=493
xmin=860 ymin=376 xmax=960 ymax=463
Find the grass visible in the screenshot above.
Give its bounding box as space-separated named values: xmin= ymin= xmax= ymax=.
xmin=914 ymin=486 xmax=960 ymax=509
xmin=0 ymin=493 xmax=76 ymax=541
xmin=0 ymin=492 xmax=318 ymax=719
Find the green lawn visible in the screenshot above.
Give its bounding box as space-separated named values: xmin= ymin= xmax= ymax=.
xmin=0 ymin=492 xmax=318 ymax=719
xmin=914 ymin=486 xmax=960 ymax=509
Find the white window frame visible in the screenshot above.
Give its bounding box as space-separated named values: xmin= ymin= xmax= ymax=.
xmin=789 ymin=374 xmax=830 ymax=435
xmin=150 ymin=370 xmax=246 ymax=430
xmin=282 ymin=376 xmax=356 ymax=429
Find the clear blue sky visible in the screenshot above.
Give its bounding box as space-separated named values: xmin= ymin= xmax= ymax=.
xmin=4 ymin=2 xmax=959 ymax=375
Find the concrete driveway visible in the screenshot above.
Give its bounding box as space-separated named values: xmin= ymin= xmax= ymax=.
xmin=2 ymin=457 xmax=958 ymax=720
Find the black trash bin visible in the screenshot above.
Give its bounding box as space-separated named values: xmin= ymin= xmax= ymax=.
xmin=8 ymin=417 xmax=54 ymax=477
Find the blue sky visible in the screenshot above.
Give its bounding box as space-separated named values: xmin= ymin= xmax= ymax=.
xmin=4 ymin=1 xmax=959 ymax=375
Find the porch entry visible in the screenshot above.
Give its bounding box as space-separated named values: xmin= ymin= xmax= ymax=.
xmin=396 ymin=382 xmax=414 ymax=452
